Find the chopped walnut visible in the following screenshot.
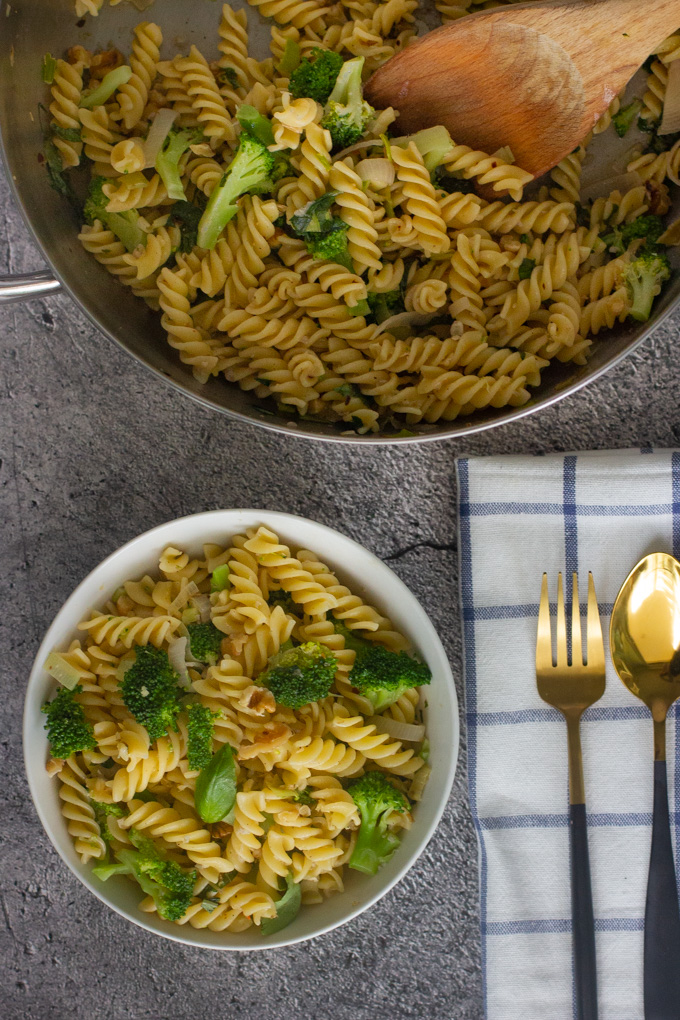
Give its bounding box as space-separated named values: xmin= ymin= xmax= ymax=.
xmin=89 ymin=48 xmax=125 ymax=82
xmin=45 ymin=757 xmax=64 ymax=776
xmin=237 ymin=685 xmax=276 ymax=715
xmin=67 ymin=45 xmax=91 ymax=68
xmin=209 ymin=821 xmax=234 ymax=839
xmin=646 ymin=180 xmax=671 ymax=216
xmin=238 ymin=723 xmax=291 ymax=759
xmin=228 ymin=632 xmax=249 ymax=656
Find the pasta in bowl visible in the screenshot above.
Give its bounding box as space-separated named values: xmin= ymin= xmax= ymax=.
xmin=24 ymin=510 xmax=458 ymax=949
xmin=35 ymin=1 xmax=680 ymax=437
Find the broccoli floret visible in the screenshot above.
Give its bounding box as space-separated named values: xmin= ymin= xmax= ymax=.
xmin=84 ymin=176 xmax=146 ymax=253
xmin=197 ymin=134 xmax=274 ymax=249
xmin=258 ymin=642 xmax=337 ymax=709
xmin=307 ymin=224 xmax=352 ymax=269
xmin=290 ymin=48 xmax=343 ymax=104
xmin=42 ymin=685 xmax=96 ymax=759
xmin=347 ymin=772 xmax=409 ymax=875
xmin=187 ymin=622 xmax=223 ymax=664
xmin=623 ymin=246 xmax=671 ymax=322
xmin=289 ymin=191 xmax=352 ymax=267
xmin=93 ymin=828 xmax=196 ymax=921
xmin=267 ymin=588 xmax=301 ymax=616
xmin=321 ymin=57 xmax=374 ymax=150
xmin=91 ymin=800 xmax=126 ymax=845
xmin=612 ymin=98 xmax=643 ymax=137
xmin=392 ymin=125 xmax=454 ymax=172
xmin=367 ymin=289 xmax=404 ymax=324
xmin=120 ymin=645 xmax=183 ymax=744
xmin=156 ymin=127 xmax=201 ymax=202
xmin=80 ymin=65 xmax=132 ymax=109
xmin=186 ymin=703 xmax=217 ymax=771
xmin=335 ymin=621 xmax=431 ymax=711
xmin=601 ymin=214 xmax=664 ymax=255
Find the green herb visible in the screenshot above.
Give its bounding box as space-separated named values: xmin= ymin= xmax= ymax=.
xmin=261 ymin=873 xmax=302 ymax=935
xmin=194 ymin=744 xmax=237 ymax=824
xmin=41 ymin=53 xmax=57 ymax=84
xmin=519 ymin=233 xmax=530 ymax=244
xmin=218 ymin=66 xmax=239 ymax=89
xmin=171 ymin=200 xmax=204 ymax=253
xmin=518 ymin=258 xmax=536 ymax=280
xmin=290 ymin=191 xmax=340 ymax=236
xmin=51 ymin=124 xmax=82 ymax=143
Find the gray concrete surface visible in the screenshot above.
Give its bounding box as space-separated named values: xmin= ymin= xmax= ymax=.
xmin=2 ymin=153 xmax=680 ymax=1020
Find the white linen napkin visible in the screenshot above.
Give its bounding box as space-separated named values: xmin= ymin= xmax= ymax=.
xmin=455 ymin=449 xmax=680 ymax=1020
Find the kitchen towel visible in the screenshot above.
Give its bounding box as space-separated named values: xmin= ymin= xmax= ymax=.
xmin=456 ymin=449 xmax=680 ymax=1020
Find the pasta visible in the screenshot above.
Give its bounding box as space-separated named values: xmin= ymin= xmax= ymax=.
xmin=42 ymin=527 xmax=430 ymax=937
xmin=53 ymin=3 xmax=679 ymax=434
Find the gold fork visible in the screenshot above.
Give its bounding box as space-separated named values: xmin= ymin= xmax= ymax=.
xmin=536 ymin=572 xmax=606 ymax=1020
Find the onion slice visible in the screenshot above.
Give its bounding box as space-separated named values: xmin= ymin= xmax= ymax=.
xmin=375 ymin=310 xmax=437 ymax=337
xmin=192 ymin=593 xmax=212 ymax=623
xmin=355 ymin=158 xmax=395 ymax=188
xmin=169 ymin=580 xmax=199 ymax=615
xmin=371 ymin=715 xmax=425 ymax=742
xmin=660 ymin=58 xmax=680 ymax=135
xmin=167 ymin=636 xmax=190 ymax=683
xmin=579 ymin=170 xmax=643 ymax=203
xmin=143 ymin=108 xmax=178 ymax=169
xmin=409 ymin=763 xmax=432 ymax=802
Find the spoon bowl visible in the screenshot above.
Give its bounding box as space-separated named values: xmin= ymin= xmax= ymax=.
xmin=610 ymin=552 xmax=680 ymax=732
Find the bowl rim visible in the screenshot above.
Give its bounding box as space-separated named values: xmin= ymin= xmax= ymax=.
xmin=23 ymin=508 xmax=459 ymax=950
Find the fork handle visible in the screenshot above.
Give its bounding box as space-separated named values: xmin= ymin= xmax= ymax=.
xmin=570 ymin=802 xmax=598 ymax=1020
xmin=644 ymin=759 xmax=680 ymax=1020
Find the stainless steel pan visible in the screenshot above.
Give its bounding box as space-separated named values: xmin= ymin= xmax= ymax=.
xmin=1 ymin=0 xmax=678 ymax=443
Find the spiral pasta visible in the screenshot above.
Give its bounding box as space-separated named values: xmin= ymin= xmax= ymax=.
xmin=58 ymin=2 xmax=677 ymax=435
xmin=50 ymin=59 xmax=84 ymax=168
xmin=43 ymin=527 xmax=430 ymax=936
xmin=115 ymin=21 xmax=163 ymax=131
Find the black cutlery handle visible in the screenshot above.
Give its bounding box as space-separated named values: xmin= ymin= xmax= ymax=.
xmin=570 ymin=803 xmax=598 ymax=1020
xmin=644 ymin=759 xmax=680 ymax=1020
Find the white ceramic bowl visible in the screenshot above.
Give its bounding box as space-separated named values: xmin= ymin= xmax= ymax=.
xmin=24 ymin=510 xmax=459 ymax=950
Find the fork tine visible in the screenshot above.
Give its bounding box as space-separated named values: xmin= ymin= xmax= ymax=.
xmin=571 ymin=572 xmax=582 ymax=666
xmin=536 ymin=572 xmax=553 ymax=671
xmin=555 ymin=572 xmax=567 ymax=667
xmin=586 ymin=571 xmax=605 ymax=669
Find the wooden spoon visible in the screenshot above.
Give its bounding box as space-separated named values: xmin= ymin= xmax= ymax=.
xmin=365 ymin=0 xmax=680 ymax=179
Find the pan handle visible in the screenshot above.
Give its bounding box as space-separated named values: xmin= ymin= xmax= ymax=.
xmin=0 ymin=270 xmax=61 ymax=304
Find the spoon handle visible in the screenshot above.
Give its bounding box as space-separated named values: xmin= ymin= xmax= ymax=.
xmin=644 ymin=759 xmax=680 ymax=1019
xmin=570 ymin=802 xmax=598 ymax=1020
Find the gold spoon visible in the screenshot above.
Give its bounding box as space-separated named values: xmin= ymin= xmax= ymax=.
xmin=365 ymin=0 xmax=680 ymax=179
xmin=610 ymin=552 xmax=680 ymax=1018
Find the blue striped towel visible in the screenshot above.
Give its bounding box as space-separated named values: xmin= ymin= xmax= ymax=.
xmin=455 ymin=449 xmax=680 ymax=1020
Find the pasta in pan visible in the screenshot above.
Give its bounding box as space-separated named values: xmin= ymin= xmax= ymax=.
xmin=42 ymin=527 xmax=431 ymax=936
xmin=48 ymin=4 xmax=679 ymax=433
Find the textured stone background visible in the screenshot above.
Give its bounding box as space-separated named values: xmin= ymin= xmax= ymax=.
xmin=2 ymin=156 xmax=680 ymax=1020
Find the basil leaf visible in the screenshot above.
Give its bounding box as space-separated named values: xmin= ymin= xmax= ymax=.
xmin=261 ymin=873 xmax=302 ymax=935
xmin=518 ymin=257 xmax=536 ymax=280
xmin=290 ymin=191 xmax=340 ymax=237
xmin=194 ymin=744 xmax=236 ymax=823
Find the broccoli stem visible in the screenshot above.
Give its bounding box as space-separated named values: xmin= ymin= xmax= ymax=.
xmin=237 ymin=105 xmax=275 ymax=147
xmin=197 ymin=173 xmax=239 ymax=249
xmin=629 ymin=276 xmax=658 ymax=321
xmin=80 ymin=65 xmax=132 ymax=109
